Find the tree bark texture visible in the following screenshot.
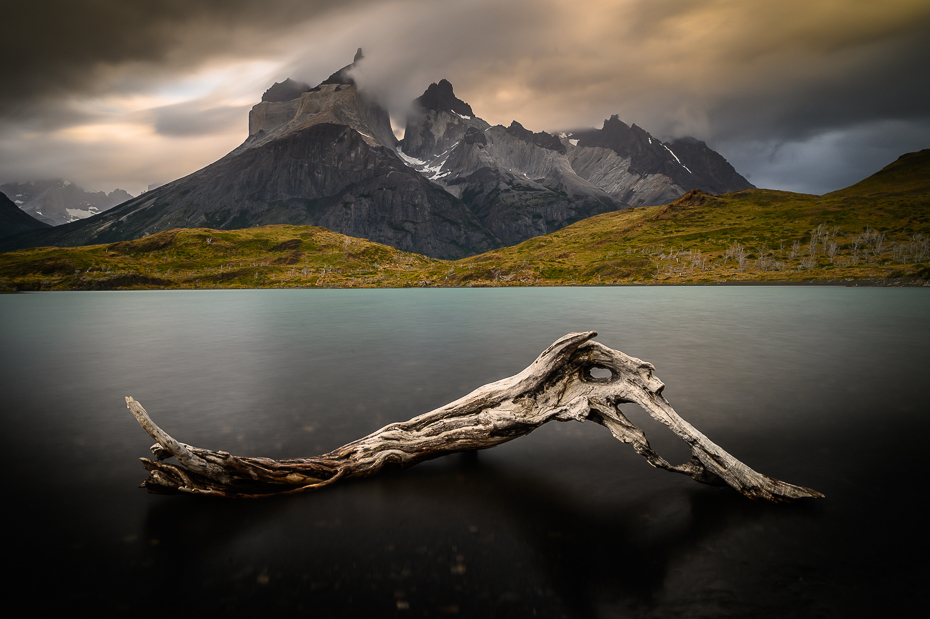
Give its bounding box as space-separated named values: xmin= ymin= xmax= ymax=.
xmin=128 ymin=331 xmax=823 ymax=501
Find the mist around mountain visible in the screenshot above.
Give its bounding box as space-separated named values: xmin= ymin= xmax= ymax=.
xmin=0 ymin=180 xmax=133 ymax=225
xmin=1 ymin=50 xmax=751 ymax=257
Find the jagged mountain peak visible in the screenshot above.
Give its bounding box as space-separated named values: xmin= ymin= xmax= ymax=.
xmin=414 ymin=79 xmax=474 ymax=118
xmin=262 ymin=78 xmax=312 ymax=103
xmin=402 ymin=80 xmax=488 ymax=160
xmin=577 ymin=115 xmax=649 ymax=151
xmin=604 ymin=114 xmax=627 ymax=129
xmin=505 ymin=121 xmax=566 ymax=154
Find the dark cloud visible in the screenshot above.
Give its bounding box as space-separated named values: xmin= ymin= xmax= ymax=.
xmin=1 ymin=0 xmax=360 ymax=116
xmin=150 ymin=100 xmax=250 ymax=137
xmin=3 ymin=0 xmax=930 ymax=194
xmin=721 ymin=120 xmax=930 ymax=194
xmin=696 ymin=17 xmax=930 ymax=143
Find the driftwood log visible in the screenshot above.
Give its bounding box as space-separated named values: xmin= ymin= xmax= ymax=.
xmin=128 ymin=331 xmax=823 ymax=501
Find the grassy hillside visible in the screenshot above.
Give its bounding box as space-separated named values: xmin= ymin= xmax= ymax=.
xmin=0 ymin=226 xmax=444 ymax=291
xmin=2 ymin=151 xmax=928 ymax=290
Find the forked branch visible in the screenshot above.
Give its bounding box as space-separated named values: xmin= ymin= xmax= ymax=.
xmin=128 ymin=331 xmax=823 ymax=501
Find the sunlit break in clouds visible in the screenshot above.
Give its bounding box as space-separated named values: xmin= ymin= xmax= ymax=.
xmin=3 ymin=0 xmax=929 ymax=195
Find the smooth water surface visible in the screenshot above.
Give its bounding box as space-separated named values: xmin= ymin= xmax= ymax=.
xmin=3 ymin=287 xmax=928 ymax=617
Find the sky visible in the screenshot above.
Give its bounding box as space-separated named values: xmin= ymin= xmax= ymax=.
xmin=3 ymin=0 xmax=929 ymax=196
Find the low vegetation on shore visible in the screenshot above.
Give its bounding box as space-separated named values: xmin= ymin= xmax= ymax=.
xmin=2 ymin=151 xmax=928 ymax=290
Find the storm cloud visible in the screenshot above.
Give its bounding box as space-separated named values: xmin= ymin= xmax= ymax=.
xmin=3 ymin=0 xmax=929 ymax=195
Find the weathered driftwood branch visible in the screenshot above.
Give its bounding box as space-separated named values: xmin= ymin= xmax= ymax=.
xmin=128 ymin=331 xmax=823 ymax=501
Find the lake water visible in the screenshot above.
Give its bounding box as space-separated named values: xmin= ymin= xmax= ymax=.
xmin=2 ymin=287 xmax=928 ymax=617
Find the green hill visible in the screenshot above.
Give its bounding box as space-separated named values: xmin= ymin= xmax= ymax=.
xmin=827 ymin=149 xmax=930 ymax=197
xmin=2 ymin=150 xmax=928 ymax=290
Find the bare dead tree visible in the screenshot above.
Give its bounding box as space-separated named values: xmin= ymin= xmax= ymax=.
xmin=756 ymin=246 xmax=773 ymax=272
xmin=825 ymin=239 xmax=839 ymax=264
xmin=736 ymin=246 xmax=749 ymax=271
xmin=694 ymin=249 xmax=708 ymax=272
xmin=128 ymin=332 xmax=823 ymax=502
xmin=724 ymin=242 xmax=741 ymax=265
xmin=689 ymin=249 xmax=705 ymax=274
xmin=913 ymin=233 xmax=929 ymax=262
xmin=871 ymin=230 xmax=886 ymax=259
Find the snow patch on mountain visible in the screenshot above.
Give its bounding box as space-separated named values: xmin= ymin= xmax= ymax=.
xmin=396 ymin=148 xmax=426 ymax=167
xmin=662 ymin=143 xmax=692 ymax=174
xmin=66 ymin=207 xmax=97 ymax=221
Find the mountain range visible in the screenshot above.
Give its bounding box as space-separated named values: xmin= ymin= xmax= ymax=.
xmin=1 ymin=180 xmax=133 ymax=226
xmin=2 ymin=148 xmax=927 ymax=291
xmin=1 ymin=50 xmax=751 ymax=257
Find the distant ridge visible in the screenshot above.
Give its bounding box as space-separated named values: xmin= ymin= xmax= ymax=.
xmin=0 ymin=179 xmax=133 ymax=225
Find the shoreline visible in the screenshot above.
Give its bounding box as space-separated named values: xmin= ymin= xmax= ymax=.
xmin=3 ymin=277 xmax=928 ymax=293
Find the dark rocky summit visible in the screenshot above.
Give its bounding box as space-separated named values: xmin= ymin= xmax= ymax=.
xmin=664 ymin=136 xmax=755 ymax=195
xmin=261 ymin=78 xmax=312 ymax=103
xmin=506 ymin=121 xmax=566 ymax=154
xmin=413 ymin=79 xmax=474 ymax=118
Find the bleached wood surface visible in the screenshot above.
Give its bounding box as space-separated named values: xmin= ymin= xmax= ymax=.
xmin=128 ymin=331 xmax=822 ymax=501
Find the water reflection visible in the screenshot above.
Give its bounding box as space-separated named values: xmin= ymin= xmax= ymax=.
xmin=117 ymin=453 xmax=829 ymax=617
xmin=2 ymin=288 xmax=927 ymax=617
